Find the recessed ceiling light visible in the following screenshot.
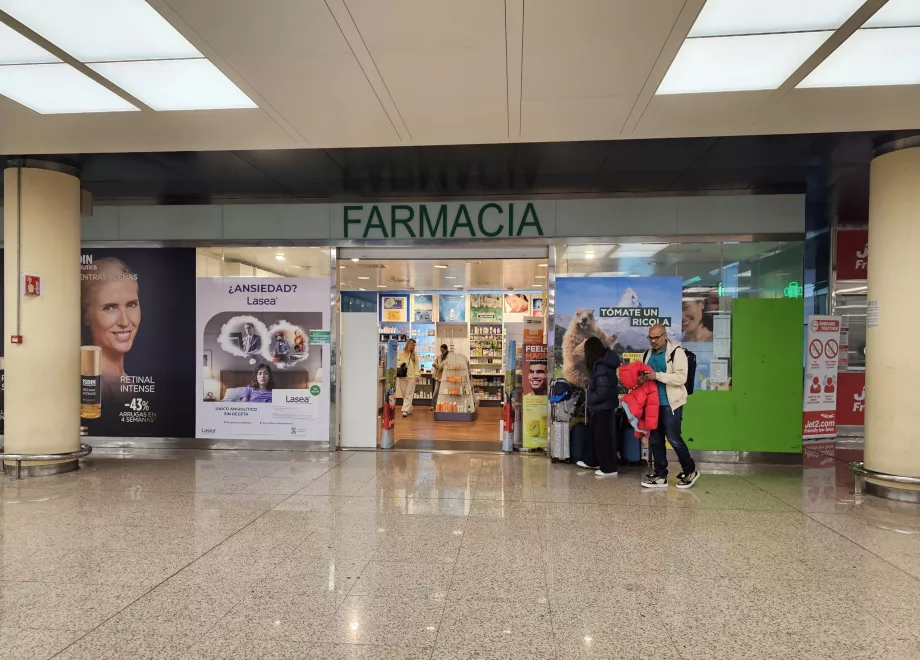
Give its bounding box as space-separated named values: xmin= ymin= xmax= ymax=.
xmin=538 ymin=264 xmax=548 ymax=268
xmin=339 ymin=266 xmax=346 ymax=269
xmin=688 ymin=0 xmax=863 ymax=37
xmin=453 ymin=285 xmax=464 ymax=288
xmin=864 ymin=0 xmax=920 ymax=29
xmin=351 ymin=258 xmax=360 ymax=263
xmin=445 ymin=276 xmax=457 ymax=280
xmin=377 ymin=285 xmax=387 ymax=288
xmin=90 ymin=59 xmax=256 ymax=111
xmin=434 ymin=264 xmax=448 ymax=269
xmin=657 ymin=32 xmax=832 ymax=94
xmin=275 ymin=254 xmax=285 ymax=261
xmin=799 ymin=27 xmax=920 ymax=88
xmin=584 ymin=253 xmax=595 ymax=260
xmin=0 ymin=22 xmax=59 ymax=65
xmin=357 ymin=276 xmax=370 ymax=280
xmin=0 ymin=63 xmax=138 ymax=114
xmin=358 ymin=288 xmax=366 ymax=291
xmin=535 ymin=275 xmax=546 ymax=279
xmin=0 ymin=0 xmax=202 ymax=62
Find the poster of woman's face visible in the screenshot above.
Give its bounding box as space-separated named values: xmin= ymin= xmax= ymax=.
xmin=504 ymin=293 xmax=530 ymax=314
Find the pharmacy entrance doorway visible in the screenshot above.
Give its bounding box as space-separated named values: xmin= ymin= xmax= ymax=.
xmin=338 ymin=247 xmax=549 ymax=452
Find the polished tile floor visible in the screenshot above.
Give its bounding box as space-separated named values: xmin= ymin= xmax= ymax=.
xmin=2 ymin=443 xmax=919 ymax=659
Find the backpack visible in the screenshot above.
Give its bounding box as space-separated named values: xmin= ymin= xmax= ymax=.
xmin=643 ymin=346 xmax=698 ymax=395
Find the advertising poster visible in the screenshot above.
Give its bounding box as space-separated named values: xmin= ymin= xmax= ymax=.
xmin=80 ymin=248 xmax=196 ymax=438
xmin=802 ymin=315 xmax=842 ymax=439
xmin=380 ymin=295 xmax=408 ymax=323
xmin=504 ymin=293 xmax=530 ymax=315
xmin=554 ymin=276 xmax=681 ymax=390
xmin=413 ymin=294 xmax=434 ymax=322
xmin=470 ymin=294 xmax=503 ymax=323
xmin=197 ymin=277 xmax=331 ymax=441
xmin=522 ymin=343 xmax=548 ymax=449
xmin=836 ymin=372 xmax=865 ymax=427
xmin=681 ymin=288 xmax=723 ymax=391
xmin=835 ymin=229 xmax=868 ymax=280
xmin=439 ymin=294 xmax=466 ymax=322
xmin=0 ymin=248 xmax=197 ymax=438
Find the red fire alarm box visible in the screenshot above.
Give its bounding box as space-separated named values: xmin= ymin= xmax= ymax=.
xmin=21 ymin=273 xmax=41 ymax=297
xmin=10 ymin=335 xmax=22 ymax=344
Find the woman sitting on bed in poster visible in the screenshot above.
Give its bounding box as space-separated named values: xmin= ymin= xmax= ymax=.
xmin=241 ymin=364 xmax=275 ymax=403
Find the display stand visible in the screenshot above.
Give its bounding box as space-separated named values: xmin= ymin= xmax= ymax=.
xmin=470 ymin=322 xmax=504 ymax=407
xmin=434 ymin=350 xmax=477 ymax=421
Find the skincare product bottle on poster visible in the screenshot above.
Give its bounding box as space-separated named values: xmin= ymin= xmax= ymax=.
xmin=80 ymin=346 xmax=102 ymax=419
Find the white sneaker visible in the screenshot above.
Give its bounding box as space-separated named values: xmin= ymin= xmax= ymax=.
xmin=576 ymin=461 xmax=599 ymax=469
xmin=595 ymin=470 xmax=618 ymax=478
xmin=401 ymin=411 xmax=408 ymax=418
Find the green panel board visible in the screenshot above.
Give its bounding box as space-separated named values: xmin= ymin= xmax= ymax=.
xmin=683 ymin=298 xmax=804 ymax=452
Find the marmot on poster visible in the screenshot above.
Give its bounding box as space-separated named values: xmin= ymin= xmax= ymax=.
xmin=562 ymin=308 xmax=617 ymax=389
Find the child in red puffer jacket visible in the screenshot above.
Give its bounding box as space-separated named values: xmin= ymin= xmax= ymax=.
xmin=618 ymin=361 xmax=659 ymax=437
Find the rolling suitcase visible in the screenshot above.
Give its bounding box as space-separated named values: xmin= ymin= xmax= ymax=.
xmin=550 ymin=421 xmax=570 ymax=462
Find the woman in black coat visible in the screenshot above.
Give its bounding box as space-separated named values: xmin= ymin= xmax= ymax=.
xmin=579 ymin=336 xmax=621 ymax=477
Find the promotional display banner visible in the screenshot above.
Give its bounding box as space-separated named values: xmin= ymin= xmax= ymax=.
xmin=1 ymin=248 xmax=197 ymax=438
xmin=803 ymin=315 xmax=842 ymax=439
xmin=439 ymin=294 xmax=466 ymax=322
xmin=470 ymin=294 xmax=503 ymax=323
xmin=380 ymin=296 xmax=408 ymax=323
xmin=196 ymin=277 xmax=331 ymax=441
xmin=836 ymin=372 xmax=865 ymax=427
xmin=835 ymin=229 xmax=868 ymax=280
xmin=554 ymin=276 xmax=682 ymax=390
xmin=413 ymin=295 xmax=434 ymax=322
xmin=522 ymin=344 xmax=548 ymax=449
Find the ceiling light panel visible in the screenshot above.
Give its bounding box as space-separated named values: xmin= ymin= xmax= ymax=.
xmin=658 ymin=32 xmax=832 ymax=94
xmin=689 ymin=0 xmax=864 ymax=37
xmin=0 ymin=63 xmax=137 ymax=113
xmin=864 ymin=0 xmax=920 ymax=28
xmin=799 ymin=27 xmax=920 ymax=88
xmin=89 ymin=59 xmax=256 ymax=111
xmin=0 ymin=22 xmax=59 ymax=64
xmin=0 ymin=0 xmax=200 ymax=62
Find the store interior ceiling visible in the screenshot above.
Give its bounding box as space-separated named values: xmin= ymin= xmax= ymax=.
xmin=0 ymin=1 xmax=919 ymax=156
xmin=199 ymin=246 xmax=331 ymax=277
xmin=337 ymin=258 xmax=548 ymax=292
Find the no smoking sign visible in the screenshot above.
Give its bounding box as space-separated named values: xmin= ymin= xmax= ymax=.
xmin=824 ymin=339 xmax=839 ymax=359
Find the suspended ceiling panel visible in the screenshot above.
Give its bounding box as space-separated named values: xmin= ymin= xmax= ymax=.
xmin=0 ymin=0 xmax=918 ymax=155
xmin=344 ymin=0 xmax=508 ymax=144
xmin=520 ymin=0 xmax=686 ymax=141
xmin=161 ymin=0 xmax=399 ymax=146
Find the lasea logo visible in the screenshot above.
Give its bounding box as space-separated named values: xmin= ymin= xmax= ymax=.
xmin=201 ymin=428 xmax=217 ymax=435
xmin=853 ymin=386 xmax=865 ymax=413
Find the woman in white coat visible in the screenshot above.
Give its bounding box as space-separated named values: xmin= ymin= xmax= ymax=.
xmin=397 ymin=338 xmax=420 ymax=417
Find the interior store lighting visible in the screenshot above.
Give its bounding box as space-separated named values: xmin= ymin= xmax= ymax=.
xmin=0 ymin=0 xmax=201 ymax=62
xmin=688 ymin=0 xmax=864 ymax=37
xmin=658 ymin=32 xmax=832 ymax=94
xmin=612 ymin=244 xmax=669 ymax=258
xmin=799 ymin=27 xmax=920 ymax=88
xmin=90 ymin=59 xmax=256 ymax=111
xmin=0 ymin=0 xmax=255 ymax=111
xmin=0 ymin=63 xmax=137 ymax=113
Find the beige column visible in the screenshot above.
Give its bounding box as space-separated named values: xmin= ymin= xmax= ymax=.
xmin=865 ymin=143 xmax=920 ymax=493
xmin=3 ymin=161 xmax=82 ymax=474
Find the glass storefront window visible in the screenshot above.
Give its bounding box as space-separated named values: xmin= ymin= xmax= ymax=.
xmin=196 ymin=247 xmax=332 ymax=278
xmin=557 ymin=241 xmax=804 ymax=392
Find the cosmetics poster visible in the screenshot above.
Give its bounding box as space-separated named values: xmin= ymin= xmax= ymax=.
xmin=79 ymin=248 xmax=197 ymax=438
xmin=196 ymin=277 xmax=331 ymax=441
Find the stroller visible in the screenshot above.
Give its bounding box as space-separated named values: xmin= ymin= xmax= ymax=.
xmin=549 ymin=379 xmax=584 ymax=463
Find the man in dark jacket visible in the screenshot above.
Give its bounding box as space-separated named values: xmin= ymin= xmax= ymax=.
xmin=576 ymin=337 xmax=621 ymax=477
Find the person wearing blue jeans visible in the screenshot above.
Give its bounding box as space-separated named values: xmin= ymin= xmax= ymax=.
xmin=639 ymin=323 xmax=699 ymax=490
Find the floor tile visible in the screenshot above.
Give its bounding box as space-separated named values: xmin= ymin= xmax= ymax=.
xmin=436 ymin=599 xmax=554 ymax=656
xmin=0 ymin=582 xmax=146 ymax=632
xmin=0 ymin=627 xmax=83 ymax=660
xmin=325 ymin=596 xmax=444 ymax=647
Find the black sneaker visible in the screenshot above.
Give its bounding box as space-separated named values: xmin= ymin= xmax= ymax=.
xmin=676 ymin=471 xmax=700 ymax=489
xmin=640 ymin=476 xmax=668 ymax=489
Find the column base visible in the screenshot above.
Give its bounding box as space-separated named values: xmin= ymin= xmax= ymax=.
xmin=865 ymin=480 xmax=920 ymax=504
xmin=3 ymin=459 xmax=79 ymax=478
